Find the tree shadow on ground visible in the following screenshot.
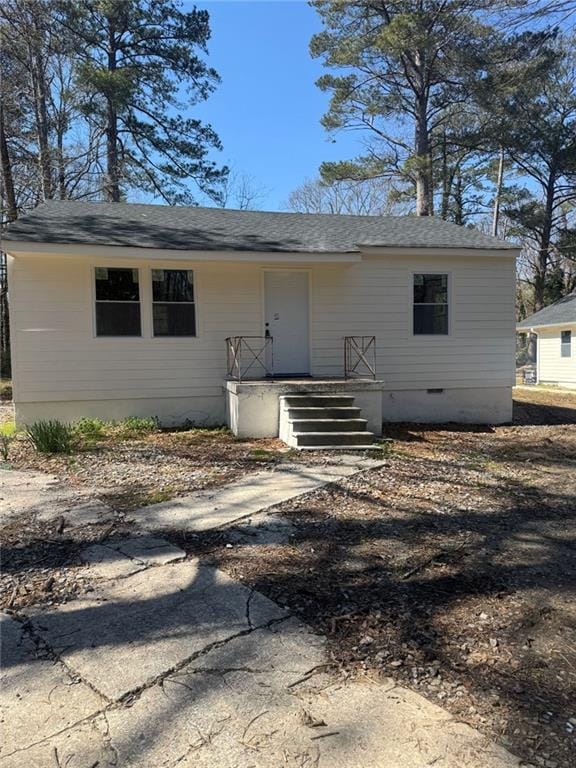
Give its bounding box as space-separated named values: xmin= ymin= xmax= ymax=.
xmin=513 ymin=397 xmax=576 ymax=426
xmin=3 ymin=456 xmax=575 ymax=764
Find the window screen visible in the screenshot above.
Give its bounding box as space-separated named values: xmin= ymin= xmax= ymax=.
xmin=152 ymin=269 xmax=196 ymax=337
xmin=95 ymin=267 xmax=141 ymax=336
xmin=413 ymin=274 xmax=449 ymax=335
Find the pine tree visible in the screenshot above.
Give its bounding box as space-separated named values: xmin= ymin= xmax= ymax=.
xmin=57 ymin=0 xmax=226 ymax=204
xmin=310 ymin=0 xmax=500 ymax=216
xmin=497 ymin=38 xmax=576 ymax=309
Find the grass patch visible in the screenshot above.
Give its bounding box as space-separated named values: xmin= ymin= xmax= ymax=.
xmin=140 ymin=487 xmax=175 ymax=506
xmin=250 ymin=448 xmax=282 ymax=462
xmin=106 ymin=485 xmax=176 ymax=510
xmin=113 ymin=416 xmax=159 ymax=438
xmin=367 ymin=438 xmax=396 ymax=459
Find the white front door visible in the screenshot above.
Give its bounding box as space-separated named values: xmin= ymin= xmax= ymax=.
xmin=264 ymin=270 xmax=310 ymax=375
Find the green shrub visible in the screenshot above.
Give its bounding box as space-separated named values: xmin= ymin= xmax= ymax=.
xmin=0 ymin=379 xmax=12 ymax=402
xmin=117 ymin=416 xmax=158 ymax=436
xmin=72 ymin=417 xmax=106 ymax=441
xmin=27 ymin=420 xmax=73 ymax=454
xmin=0 ymin=422 xmax=17 ymax=461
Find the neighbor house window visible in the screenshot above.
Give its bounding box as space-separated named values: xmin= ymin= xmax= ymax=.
xmin=413 ymin=274 xmax=449 ymax=335
xmin=95 ymin=267 xmax=141 ymax=336
xmin=152 ymin=269 xmax=196 ymax=336
xmin=561 ymin=330 xmax=572 ymax=358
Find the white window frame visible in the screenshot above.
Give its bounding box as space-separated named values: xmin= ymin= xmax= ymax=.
xmin=412 ymin=272 xmax=451 ymax=336
xmin=151 ymin=267 xmax=197 ymax=338
xmin=93 ymin=266 xmax=142 ymax=338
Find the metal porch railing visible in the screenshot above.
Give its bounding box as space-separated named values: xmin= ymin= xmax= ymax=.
xmin=226 ymin=336 xmax=274 ymax=381
xmin=344 ymin=336 xmax=376 ymax=380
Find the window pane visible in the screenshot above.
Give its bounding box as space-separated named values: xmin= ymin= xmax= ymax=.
xmin=414 ymin=305 xmax=448 ymax=335
xmin=153 ymin=303 xmax=196 ymax=336
xmin=414 ymin=274 xmax=448 ymax=304
xmin=152 ymin=269 xmax=194 ymax=302
xmin=96 ymin=303 xmax=141 ymax=336
xmin=95 ymin=268 xmax=139 ymax=301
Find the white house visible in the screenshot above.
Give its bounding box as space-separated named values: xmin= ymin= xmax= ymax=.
xmin=517 ymin=293 xmax=576 ymax=389
xmin=4 ymin=201 xmax=519 ymax=446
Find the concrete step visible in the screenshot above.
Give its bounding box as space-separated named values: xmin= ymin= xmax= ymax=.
xmin=287 ymin=406 xmax=361 ymax=420
xmin=289 ymin=418 xmax=368 ymax=433
xmin=293 ymin=431 xmax=375 ymax=448
xmin=282 ymin=395 xmax=355 ymax=408
xmin=284 ymin=444 xmax=378 ymax=451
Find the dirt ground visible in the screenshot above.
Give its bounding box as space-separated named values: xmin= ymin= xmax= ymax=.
xmin=1 ymin=385 xmax=575 ymax=767
xmin=210 ymin=387 xmax=576 ymax=768
xmin=1 ymin=411 xmax=295 ymax=511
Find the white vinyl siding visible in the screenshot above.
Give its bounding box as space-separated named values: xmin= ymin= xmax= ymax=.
xmin=8 ymin=251 xmax=516 ymax=405
xmin=537 ymin=326 xmax=576 ymax=388
xmin=309 ymin=254 xmax=516 ymax=389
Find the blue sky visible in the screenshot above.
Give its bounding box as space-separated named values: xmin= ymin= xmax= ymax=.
xmin=190 ymin=1 xmax=360 ymax=210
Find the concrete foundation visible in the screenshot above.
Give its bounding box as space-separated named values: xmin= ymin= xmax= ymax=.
xmin=225 ymin=379 xmax=384 ymax=438
xmin=382 ymin=386 xmax=513 ymax=424
xmin=14 ymin=384 xmax=513 ymax=431
xmin=14 ymin=395 xmax=226 ymax=428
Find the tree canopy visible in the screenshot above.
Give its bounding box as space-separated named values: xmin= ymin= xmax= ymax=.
xmin=0 ymin=0 xmax=226 ymax=215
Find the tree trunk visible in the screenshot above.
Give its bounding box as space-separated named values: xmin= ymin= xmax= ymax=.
xmin=0 ymin=102 xmax=13 ymax=376
xmin=414 ymin=91 xmax=432 ymax=217
xmin=440 ymin=131 xmax=450 ymax=220
xmin=533 ymin=171 xmax=556 ymax=311
xmin=527 ymin=333 xmax=537 ymax=366
xmin=28 ymin=13 xmax=53 ymax=201
xmin=453 ymin=173 xmax=463 ymax=226
xmin=492 ymin=147 xmax=504 ymax=238
xmin=104 ymin=21 xmax=121 ymax=202
xmin=0 ymin=103 xmax=18 ymax=223
xmin=57 ymin=125 xmax=66 ymax=199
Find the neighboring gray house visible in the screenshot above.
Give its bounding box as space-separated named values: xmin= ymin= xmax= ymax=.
xmin=517 ymin=293 xmax=576 ymax=389
xmin=4 ymin=201 xmax=519 ymax=446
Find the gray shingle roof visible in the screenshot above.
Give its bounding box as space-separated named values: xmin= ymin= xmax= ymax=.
xmin=3 ymin=200 xmax=518 ymax=254
xmin=517 ymin=292 xmax=576 ymax=329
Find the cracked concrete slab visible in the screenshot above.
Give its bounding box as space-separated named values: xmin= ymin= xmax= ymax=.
xmin=99 ymin=618 xmax=520 ymax=768
xmin=133 ymin=457 xmax=382 ymax=532
xmin=80 ymin=543 xmax=146 ymax=579
xmin=0 ymin=469 xmax=114 ymax=529
xmin=38 ymin=499 xmax=114 ymax=527
xmin=110 ymin=536 xmax=186 ymax=566
xmin=80 ymin=537 xmax=186 ymax=581
xmin=0 ymin=614 xmax=106 ymax=760
xmin=1 ymin=608 xmax=521 ymax=768
xmin=0 ymin=714 xmax=117 ymax=768
xmin=24 ymin=560 xmax=286 ymax=701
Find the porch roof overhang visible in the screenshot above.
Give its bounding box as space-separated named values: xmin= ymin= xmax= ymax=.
xmin=3 ymin=239 xmax=519 ymax=263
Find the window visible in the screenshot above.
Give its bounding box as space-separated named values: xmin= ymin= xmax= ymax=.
xmin=152 ymin=269 xmax=196 ymax=337
xmin=561 ymin=330 xmax=572 ymax=358
xmin=413 ymin=274 xmax=449 ymax=335
xmin=95 ymin=267 xmax=141 ymax=336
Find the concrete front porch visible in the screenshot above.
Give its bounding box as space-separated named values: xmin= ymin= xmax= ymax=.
xmin=225 ymin=378 xmax=384 ymax=441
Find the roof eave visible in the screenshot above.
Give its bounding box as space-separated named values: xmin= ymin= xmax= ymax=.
xmin=517 ymin=320 xmax=576 ymax=331
xmin=359 ymin=245 xmax=520 ymax=258
xmin=2 ymin=239 xmax=363 ymax=263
